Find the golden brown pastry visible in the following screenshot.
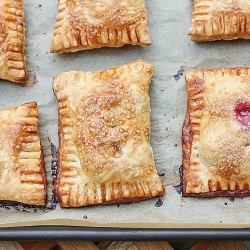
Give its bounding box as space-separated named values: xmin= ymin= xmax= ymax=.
xmin=183 ymin=68 xmax=250 ymax=197
xmin=50 ymin=0 xmax=152 ymax=53
xmin=53 ymin=61 xmax=165 ymax=207
xmin=0 ymin=0 xmax=27 ymax=83
xmin=189 ymin=0 xmax=250 ymax=41
xmin=0 ymin=102 xmax=46 ymax=205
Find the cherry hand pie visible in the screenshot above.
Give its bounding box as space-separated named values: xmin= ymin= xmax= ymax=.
xmin=0 ymin=0 xmax=27 ymax=83
xmin=183 ymin=68 xmax=250 ymax=197
xmin=50 ymin=0 xmax=152 ymax=53
xmin=0 ymin=102 xmax=46 ymax=205
xmin=53 ymin=61 xmax=165 ymax=207
xmin=189 ymin=0 xmax=250 ymax=41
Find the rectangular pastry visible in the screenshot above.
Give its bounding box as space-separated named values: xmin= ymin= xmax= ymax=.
xmin=0 ymin=102 xmax=46 ymax=205
xmin=50 ymin=0 xmax=152 ymax=53
xmin=183 ymin=68 xmax=250 ymax=197
xmin=0 ymin=0 xmax=27 ymax=83
xmin=53 ymin=61 xmax=165 ymax=207
xmin=189 ymin=0 xmax=250 ymax=41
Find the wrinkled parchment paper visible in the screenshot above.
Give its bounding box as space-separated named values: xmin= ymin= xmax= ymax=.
xmin=0 ymin=0 xmax=250 ymax=228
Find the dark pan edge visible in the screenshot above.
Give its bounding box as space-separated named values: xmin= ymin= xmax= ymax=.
xmin=0 ymin=227 xmax=249 ymax=241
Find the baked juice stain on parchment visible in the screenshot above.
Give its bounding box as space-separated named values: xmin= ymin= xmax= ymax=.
xmin=173 ymin=183 xmax=182 ymax=195
xmin=172 ymin=165 xmax=183 ymax=195
xmin=43 ymin=192 xmax=57 ymax=212
xmin=43 ymin=142 xmax=58 ymax=212
xmin=0 ymin=202 xmax=39 ymax=213
xmin=158 ymin=172 xmax=166 ymax=177
xmin=173 ymin=66 xmax=185 ymax=81
xmin=51 ymin=142 xmax=58 ymax=185
xmin=155 ymin=198 xmax=164 ymax=207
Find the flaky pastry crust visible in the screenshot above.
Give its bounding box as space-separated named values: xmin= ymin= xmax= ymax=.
xmin=50 ymin=0 xmax=152 ymax=53
xmin=0 ymin=0 xmax=27 ymax=83
xmin=0 ymin=102 xmax=46 ymax=205
xmin=189 ymin=0 xmax=250 ymax=41
xmin=183 ymin=68 xmax=250 ymax=197
xmin=53 ymin=61 xmax=165 ymax=207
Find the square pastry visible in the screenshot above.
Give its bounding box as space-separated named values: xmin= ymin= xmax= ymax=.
xmin=0 ymin=0 xmax=27 ymax=83
xmin=0 ymin=102 xmax=46 ymax=205
xmin=189 ymin=0 xmax=250 ymax=41
xmin=183 ymin=68 xmax=250 ymax=197
xmin=53 ymin=61 xmax=165 ymax=207
xmin=50 ymin=0 xmax=152 ymax=53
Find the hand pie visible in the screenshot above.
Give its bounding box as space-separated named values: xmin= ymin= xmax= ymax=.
xmin=53 ymin=61 xmax=165 ymax=207
xmin=189 ymin=0 xmax=250 ymax=41
xmin=50 ymin=0 xmax=152 ymax=53
xmin=0 ymin=102 xmax=46 ymax=205
xmin=183 ymin=68 xmax=250 ymax=197
xmin=0 ymin=0 xmax=27 ymax=83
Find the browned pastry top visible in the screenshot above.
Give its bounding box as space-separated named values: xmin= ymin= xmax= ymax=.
xmin=183 ymin=68 xmax=250 ymax=197
xmin=51 ymin=0 xmax=151 ymax=53
xmin=53 ymin=61 xmax=165 ymax=207
xmin=189 ymin=0 xmax=250 ymax=41
xmin=0 ymin=102 xmax=46 ymax=205
xmin=0 ymin=0 xmax=27 ymax=83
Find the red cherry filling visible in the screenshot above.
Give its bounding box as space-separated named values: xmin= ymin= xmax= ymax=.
xmin=234 ymin=101 xmax=250 ymax=130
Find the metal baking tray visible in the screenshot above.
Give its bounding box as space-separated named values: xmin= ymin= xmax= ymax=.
xmin=0 ymin=227 xmax=250 ymax=241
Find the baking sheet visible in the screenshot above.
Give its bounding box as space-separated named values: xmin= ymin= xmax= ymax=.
xmin=0 ymin=0 xmax=250 ymax=228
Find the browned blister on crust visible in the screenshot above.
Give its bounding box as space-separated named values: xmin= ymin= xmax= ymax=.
xmin=50 ymin=0 xmax=152 ymax=53
xmin=183 ymin=68 xmax=250 ymax=197
xmin=189 ymin=0 xmax=250 ymax=41
xmin=0 ymin=0 xmax=28 ymax=83
xmin=53 ymin=61 xmax=165 ymax=207
xmin=0 ymin=102 xmax=46 ymax=206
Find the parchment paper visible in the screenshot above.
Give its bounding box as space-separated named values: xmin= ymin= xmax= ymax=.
xmin=0 ymin=0 xmax=249 ymax=229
